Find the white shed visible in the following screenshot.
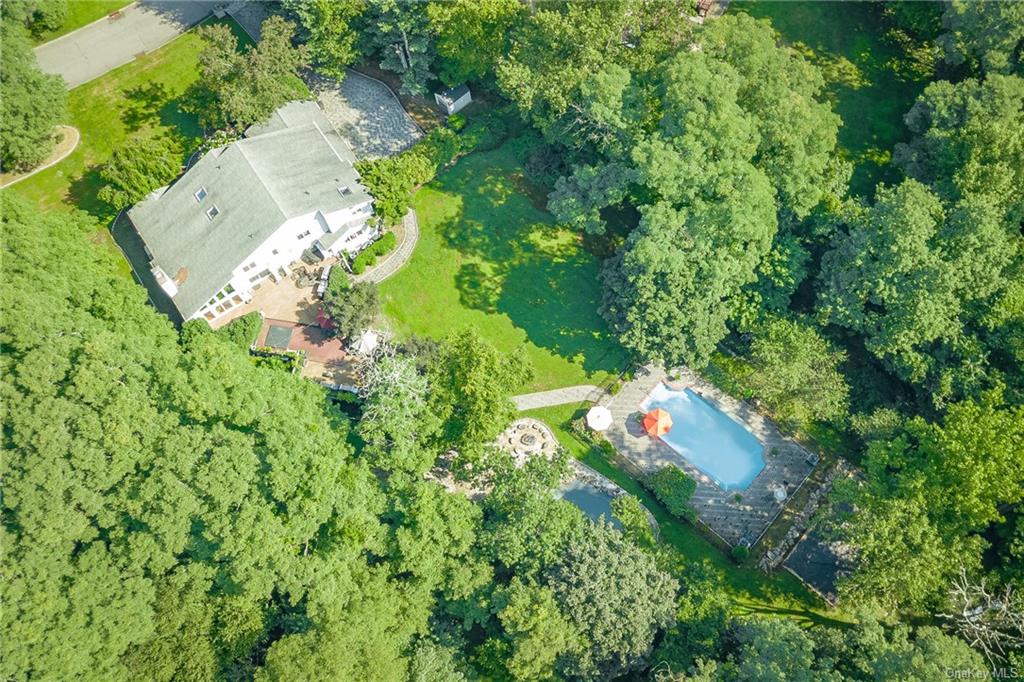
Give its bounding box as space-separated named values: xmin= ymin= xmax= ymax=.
xmin=434 ymin=84 xmax=472 ymax=115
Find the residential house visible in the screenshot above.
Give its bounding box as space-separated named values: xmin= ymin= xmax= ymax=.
xmin=126 ymin=101 xmax=375 ymax=323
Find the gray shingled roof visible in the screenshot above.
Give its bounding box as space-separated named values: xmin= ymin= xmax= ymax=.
xmin=128 ymin=102 xmax=370 ymax=320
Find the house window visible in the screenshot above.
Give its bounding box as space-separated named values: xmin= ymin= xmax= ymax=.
xmin=206 ymin=205 xmax=220 ymax=220
xmin=204 ymin=312 xmax=216 ymax=321
xmin=225 ymin=284 xmax=235 ymax=294
xmin=194 ymin=187 xmax=208 ymax=202
xmin=296 ymin=230 xmax=311 ymax=241
xmin=249 ymin=274 xmax=262 ymax=283
xmin=338 ymin=186 xmax=353 ymax=197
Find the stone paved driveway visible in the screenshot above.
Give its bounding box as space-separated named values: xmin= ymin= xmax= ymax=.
xmin=309 ymin=70 xmax=423 ymax=159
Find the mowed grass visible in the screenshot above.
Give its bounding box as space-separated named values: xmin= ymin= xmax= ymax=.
xmin=379 ymin=144 xmax=631 ymax=392
xmin=525 ymin=402 xmax=854 ymax=626
xmin=32 ymin=2 xmax=131 ymax=44
xmin=733 ymin=1 xmax=932 ymax=196
xmin=10 ymin=18 xmax=253 ymax=223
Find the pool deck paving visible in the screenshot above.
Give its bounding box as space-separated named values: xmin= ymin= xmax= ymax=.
xmin=601 ymin=366 xmax=816 ymax=547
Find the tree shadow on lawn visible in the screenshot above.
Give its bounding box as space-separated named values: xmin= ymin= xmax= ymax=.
xmin=437 ymin=160 xmax=629 ymax=377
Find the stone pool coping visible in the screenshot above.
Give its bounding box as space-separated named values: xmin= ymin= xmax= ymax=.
xmin=600 ymin=365 xmax=817 ymax=547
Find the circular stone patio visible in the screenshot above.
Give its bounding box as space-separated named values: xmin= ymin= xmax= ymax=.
xmin=496 ymin=418 xmax=560 ymax=466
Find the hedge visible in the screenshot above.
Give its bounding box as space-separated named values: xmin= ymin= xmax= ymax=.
xmin=215 ymin=311 xmax=262 ymax=350
xmin=643 ymin=466 xmax=697 ymax=520
xmin=351 ymin=231 xmax=398 ymax=275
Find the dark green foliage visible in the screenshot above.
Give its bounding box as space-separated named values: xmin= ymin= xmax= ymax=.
xmin=746 ymin=315 xmax=849 ymax=430
xmin=940 ymin=0 xmax=1024 ymax=76
xmin=324 ymin=265 xmax=349 ymax=299
xmin=282 ymin=0 xmax=364 ymax=80
xmin=351 ymin=231 xmax=397 ymax=274
xmin=428 ymin=0 xmax=524 ymax=85
xmin=97 ymin=133 xmax=183 ymax=210
xmin=3 ymin=0 xmax=67 ymax=36
xmin=365 ymin=0 xmax=435 ymax=96
xmin=546 ymin=521 xmax=678 ymax=679
xmin=427 ymin=328 xmax=533 ymax=467
xmin=0 ymin=195 xmax=393 ymax=679
xmin=644 ymin=466 xmax=697 ymax=520
xmin=322 ymin=279 xmax=380 ymax=340
xmin=357 ymin=125 xmax=485 ymax=224
xmin=590 ymin=14 xmax=839 ymax=368
xmin=188 ymin=16 xmax=308 ymax=131
xmin=461 ymin=111 xmax=510 ymax=152
xmin=834 ymin=386 xmax=1024 ymax=610
xmin=215 ymin=311 xmax=262 ymax=350
xmin=0 ymin=14 xmax=67 ymax=171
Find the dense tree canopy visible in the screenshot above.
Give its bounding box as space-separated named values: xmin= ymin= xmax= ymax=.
xmin=189 ymin=16 xmax=308 ymax=131
xmin=0 ymin=11 xmax=66 ymax=171
xmin=283 ymin=0 xmax=365 ymax=80
xmin=97 ymin=133 xmax=183 ymax=210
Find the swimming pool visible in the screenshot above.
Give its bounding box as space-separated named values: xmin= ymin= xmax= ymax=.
xmin=641 ymin=383 xmax=765 ymax=490
xmin=556 ymin=480 xmax=622 ymax=529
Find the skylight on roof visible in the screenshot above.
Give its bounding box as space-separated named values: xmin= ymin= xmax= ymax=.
xmin=338 ymin=186 xmax=353 ymax=197
xmin=206 ymin=205 xmax=220 ymax=220
xmin=195 ymin=187 xmax=208 ymax=202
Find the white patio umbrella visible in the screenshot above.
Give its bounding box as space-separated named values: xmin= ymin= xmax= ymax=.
xmin=586 ymin=405 xmax=613 ymax=432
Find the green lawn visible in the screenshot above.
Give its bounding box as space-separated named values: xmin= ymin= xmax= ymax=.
xmin=525 ymin=402 xmax=854 ymax=626
xmin=379 ymin=144 xmax=631 ymax=392
xmin=32 ymin=1 xmax=131 ymax=44
xmin=10 ymin=18 xmax=255 ymax=224
xmin=733 ymin=1 xmax=933 ymax=197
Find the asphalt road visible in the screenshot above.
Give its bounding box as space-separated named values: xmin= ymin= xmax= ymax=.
xmin=34 ymin=1 xmax=219 ymax=89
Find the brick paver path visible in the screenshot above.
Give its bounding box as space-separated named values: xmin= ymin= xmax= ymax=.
xmin=512 ymin=385 xmax=603 ymax=411
xmin=352 ymin=209 xmax=419 ymax=284
xmin=309 ymin=70 xmax=423 ymax=159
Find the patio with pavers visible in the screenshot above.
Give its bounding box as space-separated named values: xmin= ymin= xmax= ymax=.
xmin=601 ymin=366 xmax=817 ymax=547
xmin=309 ymin=70 xmax=423 ymax=159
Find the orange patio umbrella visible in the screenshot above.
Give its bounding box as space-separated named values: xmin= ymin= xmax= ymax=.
xmin=642 ymin=408 xmax=673 ymax=438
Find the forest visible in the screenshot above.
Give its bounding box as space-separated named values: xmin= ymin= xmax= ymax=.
xmin=2 ymin=0 xmax=1023 ymax=680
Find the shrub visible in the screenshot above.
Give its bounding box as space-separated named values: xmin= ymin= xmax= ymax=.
xmin=446 ymin=113 xmax=466 ymax=131
xmin=731 ymin=545 xmax=750 ymax=563
xmin=180 ymin=319 xmax=212 ymax=347
xmin=351 ymin=231 xmax=398 ymax=274
xmin=97 ymin=133 xmax=182 ymax=210
xmin=216 ymin=312 xmax=262 ymax=350
xmin=356 ymin=120 xmax=499 ymax=224
xmin=325 ymin=266 xmax=349 ymax=300
xmin=461 ymin=112 xmax=510 ymax=152
xmin=644 ymin=466 xmax=697 ymax=520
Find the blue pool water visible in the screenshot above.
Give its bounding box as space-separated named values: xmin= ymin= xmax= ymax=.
xmin=642 ymin=383 xmax=765 ymax=490
xmin=556 ymin=480 xmax=622 ymax=529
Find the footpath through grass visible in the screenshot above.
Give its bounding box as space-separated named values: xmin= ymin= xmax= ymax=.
xmin=32 ymin=1 xmax=131 ymax=45
xmin=379 ymin=143 xmax=631 ymax=392
xmin=525 ymin=402 xmax=853 ymax=626
xmin=733 ymin=1 xmax=933 ymax=197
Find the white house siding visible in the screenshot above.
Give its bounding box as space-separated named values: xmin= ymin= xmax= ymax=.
xmin=191 ymin=204 xmax=373 ymax=322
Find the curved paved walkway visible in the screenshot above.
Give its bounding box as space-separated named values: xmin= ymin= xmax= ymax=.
xmin=0 ymin=126 xmax=80 ymax=188
xmin=512 ymin=385 xmax=603 ymax=411
xmin=35 ymin=1 xmax=218 ymax=89
xmin=352 ymin=209 xmax=419 ymax=284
